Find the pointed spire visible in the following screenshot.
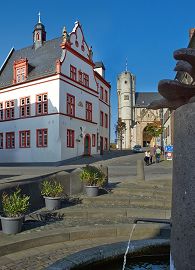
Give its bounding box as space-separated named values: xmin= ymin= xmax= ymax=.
xmin=125 ymin=57 xmax=128 ymax=72
xmin=38 ymin=11 xmax=41 ymax=23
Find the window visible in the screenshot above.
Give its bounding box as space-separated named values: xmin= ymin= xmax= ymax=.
xmin=105 ymin=113 xmax=108 ymax=128
xmin=100 ymin=111 xmax=104 ymax=126
xmin=78 ymin=70 xmax=83 ymax=83
xmin=67 ymin=94 xmax=75 ymax=116
xmin=105 ymin=90 xmax=108 ymax=103
xmin=83 ymin=73 xmax=89 ymax=87
xmin=86 ymin=101 xmax=92 ymax=122
xmin=100 ymin=86 xmax=103 ymax=100
xmin=92 ymin=134 xmax=96 ymax=147
xmin=67 ymin=129 xmax=74 ymax=148
xmin=5 ymin=100 xmax=14 ymax=120
xmin=0 ymin=133 xmax=3 ymax=149
xmin=37 ymin=129 xmax=48 ymax=147
xmin=105 ymin=137 xmax=108 ymax=150
xmin=13 ymin=58 xmax=28 ymax=84
xmin=19 ymin=130 xmax=30 ymax=148
xmin=20 ymin=97 xmax=30 ymax=117
xmin=0 ymin=103 xmax=3 ymax=121
xmin=36 ymin=94 xmax=48 ymax=115
xmin=70 ymin=65 xmax=77 ymax=81
xmin=6 ymin=132 xmax=15 ymax=149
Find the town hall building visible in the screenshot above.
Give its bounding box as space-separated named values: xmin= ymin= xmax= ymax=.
xmin=0 ymin=16 xmax=110 ymax=164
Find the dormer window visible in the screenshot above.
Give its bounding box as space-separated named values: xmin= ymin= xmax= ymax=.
xmin=13 ymin=58 xmax=28 ymax=84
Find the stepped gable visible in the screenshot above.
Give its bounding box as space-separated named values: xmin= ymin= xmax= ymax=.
xmin=0 ymin=36 xmax=63 ymax=89
xmin=135 ymin=92 xmax=161 ymax=107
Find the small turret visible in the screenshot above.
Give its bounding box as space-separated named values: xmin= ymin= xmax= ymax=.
xmin=33 ymin=12 xmax=46 ymax=49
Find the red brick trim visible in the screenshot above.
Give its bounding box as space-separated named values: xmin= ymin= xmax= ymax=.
xmin=0 ymin=112 xmax=98 ymax=124
xmin=60 ymin=73 xmax=98 ymax=95
xmin=94 ymin=70 xmax=111 ymax=88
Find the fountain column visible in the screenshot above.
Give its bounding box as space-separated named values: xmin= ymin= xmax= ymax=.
xmin=171 ymin=103 xmax=195 ymax=270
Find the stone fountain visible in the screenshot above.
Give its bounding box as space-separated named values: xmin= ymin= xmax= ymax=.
xmin=149 ymin=48 xmax=195 ymax=270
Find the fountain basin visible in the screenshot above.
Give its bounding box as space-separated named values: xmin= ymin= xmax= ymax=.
xmin=46 ymin=239 xmax=170 ymax=270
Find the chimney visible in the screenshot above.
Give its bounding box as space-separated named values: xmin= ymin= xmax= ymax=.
xmin=189 ymin=28 xmax=195 ymax=40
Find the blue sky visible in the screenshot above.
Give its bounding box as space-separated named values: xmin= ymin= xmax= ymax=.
xmin=0 ymin=0 xmax=194 ymax=141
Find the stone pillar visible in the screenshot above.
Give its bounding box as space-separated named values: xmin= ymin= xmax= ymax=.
xmin=171 ymin=103 xmax=195 ymax=270
xmin=136 ymin=160 xmax=145 ymax=181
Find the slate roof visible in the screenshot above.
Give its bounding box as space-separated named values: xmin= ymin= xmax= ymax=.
xmin=94 ymin=61 xmax=105 ymax=70
xmin=0 ymin=37 xmax=63 ymax=89
xmin=135 ymin=92 xmax=161 ymax=107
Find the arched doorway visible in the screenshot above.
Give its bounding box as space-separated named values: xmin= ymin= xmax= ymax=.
xmin=143 ymin=126 xmax=153 ymax=147
xmin=84 ymin=134 xmax=91 ymax=156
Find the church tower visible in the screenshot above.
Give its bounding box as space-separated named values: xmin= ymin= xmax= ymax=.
xmin=33 ymin=12 xmax=46 ymax=49
xmin=117 ymin=70 xmax=136 ymax=149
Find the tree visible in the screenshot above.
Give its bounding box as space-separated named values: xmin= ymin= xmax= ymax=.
xmin=115 ymin=118 xmax=126 ymax=150
xmin=145 ymin=121 xmax=163 ymax=145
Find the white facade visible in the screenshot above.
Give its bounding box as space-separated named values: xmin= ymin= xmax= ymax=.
xmin=0 ymin=21 xmax=111 ymax=164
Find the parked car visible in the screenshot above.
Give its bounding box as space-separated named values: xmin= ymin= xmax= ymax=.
xmin=132 ymin=145 xmax=143 ymax=153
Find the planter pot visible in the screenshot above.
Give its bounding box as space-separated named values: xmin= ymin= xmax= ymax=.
xmin=44 ymin=196 xmax=61 ymax=210
xmin=1 ymin=216 xmax=23 ymax=234
xmin=85 ymin=186 xmax=99 ymax=197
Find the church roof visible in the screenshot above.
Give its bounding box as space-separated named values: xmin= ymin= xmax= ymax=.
xmin=0 ymin=37 xmax=63 ymax=89
xmin=135 ymin=92 xmax=161 ymax=107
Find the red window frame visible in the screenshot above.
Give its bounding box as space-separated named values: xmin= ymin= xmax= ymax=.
xmin=13 ymin=58 xmax=28 ymax=84
xmin=19 ymin=130 xmax=30 ymax=148
xmin=67 ymin=94 xmax=75 ymax=116
xmin=5 ymin=100 xmax=14 ymax=120
xmin=36 ymin=129 xmax=48 ymax=147
xmin=67 ymin=129 xmax=74 ymax=148
xmin=70 ymin=65 xmax=77 ymax=81
xmin=105 ymin=113 xmax=108 ymax=128
xmin=78 ymin=70 xmax=83 ymax=83
xmin=6 ymin=132 xmax=15 ymax=149
xmin=0 ymin=102 xmax=3 ymax=121
xmin=20 ymin=97 xmax=30 ymax=118
xmin=86 ymin=101 xmax=92 ymax=122
xmin=105 ymin=90 xmax=108 ymax=103
xmin=83 ymin=73 xmax=89 ymax=87
xmin=36 ymin=93 xmax=48 ymax=115
xmin=105 ymin=137 xmax=108 ymax=150
xmin=100 ymin=111 xmax=104 ymax=126
xmin=100 ymin=86 xmax=103 ymax=100
xmin=0 ymin=133 xmax=3 ymax=149
xmin=92 ymin=134 xmax=96 ymax=147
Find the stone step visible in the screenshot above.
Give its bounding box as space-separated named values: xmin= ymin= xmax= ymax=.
xmin=0 ymin=223 xmax=170 ymax=258
xmin=110 ymin=188 xmax=172 ymax=199
xmin=117 ymin=181 xmax=172 ymax=190
xmin=81 ymin=195 xmax=171 ymax=209
xmin=29 ymin=207 xmax=171 ymax=222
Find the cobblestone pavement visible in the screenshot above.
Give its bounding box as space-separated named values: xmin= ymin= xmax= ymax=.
xmin=0 ymin=237 xmax=129 ymax=270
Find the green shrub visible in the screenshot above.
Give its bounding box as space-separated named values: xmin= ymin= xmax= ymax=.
xmin=2 ymin=188 xmax=30 ymax=217
xmin=80 ymin=165 xmax=106 ymax=187
xmin=41 ymin=179 xmax=64 ymax=197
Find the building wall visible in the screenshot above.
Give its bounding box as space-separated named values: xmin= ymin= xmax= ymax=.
xmin=0 ymin=76 xmax=61 ymax=162
xmin=0 ymin=23 xmax=111 ymax=163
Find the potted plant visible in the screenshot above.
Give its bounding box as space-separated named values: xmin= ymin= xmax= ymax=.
xmin=80 ymin=165 xmax=106 ymax=197
xmin=41 ymin=179 xmax=64 ymax=210
xmin=0 ymin=188 xmax=30 ymax=234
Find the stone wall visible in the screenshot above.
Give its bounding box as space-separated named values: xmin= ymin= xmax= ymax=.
xmin=171 ymin=103 xmax=195 ymax=270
